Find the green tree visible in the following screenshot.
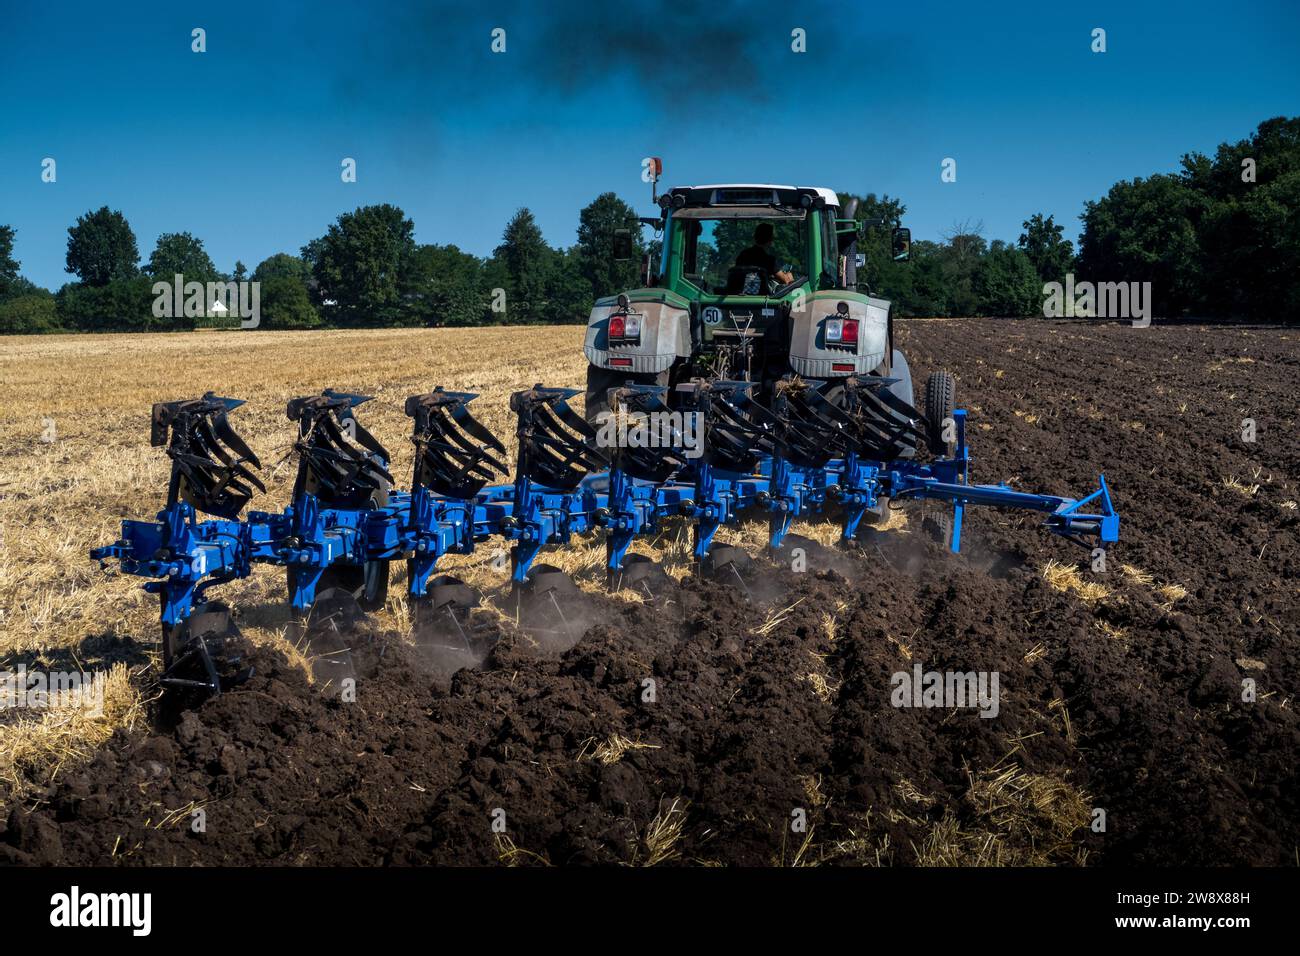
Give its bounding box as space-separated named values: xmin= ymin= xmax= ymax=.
xmin=836 ymin=191 xmax=912 ymax=304
xmin=905 ymin=240 xmax=952 ymax=316
xmin=253 ymin=252 xmax=313 ymax=284
xmin=934 ymin=224 xmax=987 ymax=316
xmin=1186 ymin=117 xmax=1300 ymax=318
xmin=146 ymin=232 xmax=218 ymax=284
xmin=575 ymin=193 xmax=645 ymax=297
xmin=0 ymin=225 xmax=20 ymax=298
xmin=0 ymin=291 xmax=60 ymax=334
xmin=480 ymin=256 xmax=513 ymax=324
xmin=975 ymin=243 xmax=1042 ymax=316
xmin=56 ymin=277 xmax=163 ymax=332
xmin=304 ymin=204 xmax=418 ymax=326
xmin=232 ymin=260 xmax=248 ymax=282
xmin=493 ymin=208 xmax=552 ymax=323
xmin=65 ymin=207 xmax=140 ymax=286
xmin=1199 ymin=169 xmax=1300 ymax=318
xmin=258 ymin=276 xmax=322 ymax=329
xmin=1018 ymin=213 xmax=1075 ymax=285
xmin=405 ymin=243 xmax=486 ymax=327
xmin=545 ymin=247 xmax=594 ymax=323
xmin=1078 ymin=175 xmax=1209 ymax=315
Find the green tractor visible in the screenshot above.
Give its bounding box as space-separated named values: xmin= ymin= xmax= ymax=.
xmin=582 ymin=175 xmax=949 ymax=457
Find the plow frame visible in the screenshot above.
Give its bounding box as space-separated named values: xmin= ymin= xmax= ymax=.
xmin=92 ymin=388 xmax=1121 ymax=649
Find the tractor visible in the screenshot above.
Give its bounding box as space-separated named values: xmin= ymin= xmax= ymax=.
xmin=582 ymin=175 xmax=951 ymax=458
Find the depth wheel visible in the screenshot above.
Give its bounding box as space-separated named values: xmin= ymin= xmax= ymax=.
xmin=925 ymin=370 xmax=957 ymax=457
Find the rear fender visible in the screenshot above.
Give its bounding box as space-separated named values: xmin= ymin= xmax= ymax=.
xmin=584 ymin=297 xmax=690 ymax=375
xmin=788 ymin=292 xmax=888 ymax=378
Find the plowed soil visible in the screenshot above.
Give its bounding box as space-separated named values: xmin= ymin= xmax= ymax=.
xmin=3 ymin=319 xmax=1297 ymax=866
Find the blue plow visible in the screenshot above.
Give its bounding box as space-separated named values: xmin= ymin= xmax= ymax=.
xmin=91 ymin=379 xmax=1119 ymax=695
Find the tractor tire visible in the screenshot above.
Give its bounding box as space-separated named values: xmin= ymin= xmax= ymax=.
xmin=886 ymin=349 xmax=918 ymax=460
xmin=887 ymin=348 xmax=915 ymax=408
xmin=584 ymin=365 xmax=669 ymax=426
xmin=925 ymin=370 xmax=957 ymax=457
xmin=822 ymin=348 xmax=919 ymax=461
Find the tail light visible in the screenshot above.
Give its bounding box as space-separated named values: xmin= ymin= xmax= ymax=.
xmin=608 ymin=312 xmax=641 ymax=345
xmin=825 ymin=313 xmax=858 ymax=349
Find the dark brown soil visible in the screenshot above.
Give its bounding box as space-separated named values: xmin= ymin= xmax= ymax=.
xmin=4 ymin=319 xmax=1297 ymax=866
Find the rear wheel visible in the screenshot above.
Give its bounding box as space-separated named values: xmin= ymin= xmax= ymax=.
xmin=924 ymin=370 xmax=957 ymax=456
xmin=885 ymin=349 xmax=918 ymax=460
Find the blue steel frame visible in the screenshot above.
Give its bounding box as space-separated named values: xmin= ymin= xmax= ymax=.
xmin=91 ymin=402 xmax=1120 ymax=634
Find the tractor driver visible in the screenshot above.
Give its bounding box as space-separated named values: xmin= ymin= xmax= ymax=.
xmin=735 ymin=222 xmax=795 ymax=286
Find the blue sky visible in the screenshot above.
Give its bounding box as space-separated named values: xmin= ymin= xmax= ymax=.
xmin=1 ymin=0 xmax=1297 ymax=290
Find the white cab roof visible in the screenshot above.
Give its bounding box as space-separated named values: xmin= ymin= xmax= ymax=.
xmin=690 ymin=184 xmax=841 ymax=207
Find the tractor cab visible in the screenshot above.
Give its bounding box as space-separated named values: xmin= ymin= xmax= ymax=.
xmin=585 ymin=171 xmax=913 ymax=423
xmin=660 ymin=186 xmax=838 ymax=321
xmin=661 ymin=185 xmax=834 ymax=301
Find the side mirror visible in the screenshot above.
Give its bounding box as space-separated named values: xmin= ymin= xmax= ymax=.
xmin=613 ymin=228 xmax=633 ymax=261
xmin=891 ymin=227 xmax=911 ymax=262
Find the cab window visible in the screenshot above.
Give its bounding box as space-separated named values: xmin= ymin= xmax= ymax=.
xmin=677 ymin=216 xmax=807 ymax=294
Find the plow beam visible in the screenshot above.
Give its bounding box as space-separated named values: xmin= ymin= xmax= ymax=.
xmin=93 ymin=393 xmax=267 ymax=687
xmin=892 ymin=473 xmax=1120 ymax=552
xmin=406 ymin=387 xmax=508 ymax=499
xmin=511 ymin=385 xmax=607 ymax=491
xmin=281 ymin=390 xmax=396 ymax=611
xmin=884 ymin=409 xmax=1119 ymax=552
xmin=677 ymin=381 xmax=773 ymax=562
xmin=90 ymin=503 xmax=252 ymax=630
xmin=838 ymin=376 xmax=929 ymax=461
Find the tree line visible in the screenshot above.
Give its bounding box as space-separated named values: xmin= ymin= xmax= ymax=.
xmin=842 ymin=117 xmax=1297 ymax=320
xmin=0 ymin=192 xmax=647 ymax=333
xmin=0 ymin=116 xmax=1293 ymax=333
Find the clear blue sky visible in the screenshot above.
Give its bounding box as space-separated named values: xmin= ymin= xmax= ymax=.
xmin=2 ymin=0 xmax=1297 ymax=290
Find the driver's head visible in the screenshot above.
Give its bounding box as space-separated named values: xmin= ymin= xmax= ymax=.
xmin=752 ymin=222 xmax=775 ymax=247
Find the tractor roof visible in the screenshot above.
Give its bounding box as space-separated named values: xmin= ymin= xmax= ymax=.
xmin=693 ymin=184 xmax=840 ymax=205
xmin=663 ymin=184 xmax=840 ymax=211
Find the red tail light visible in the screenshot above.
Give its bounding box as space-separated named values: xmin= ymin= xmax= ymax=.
xmin=609 ymin=315 xmax=626 ymax=339
xmin=841 ymin=318 xmax=859 ymax=345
